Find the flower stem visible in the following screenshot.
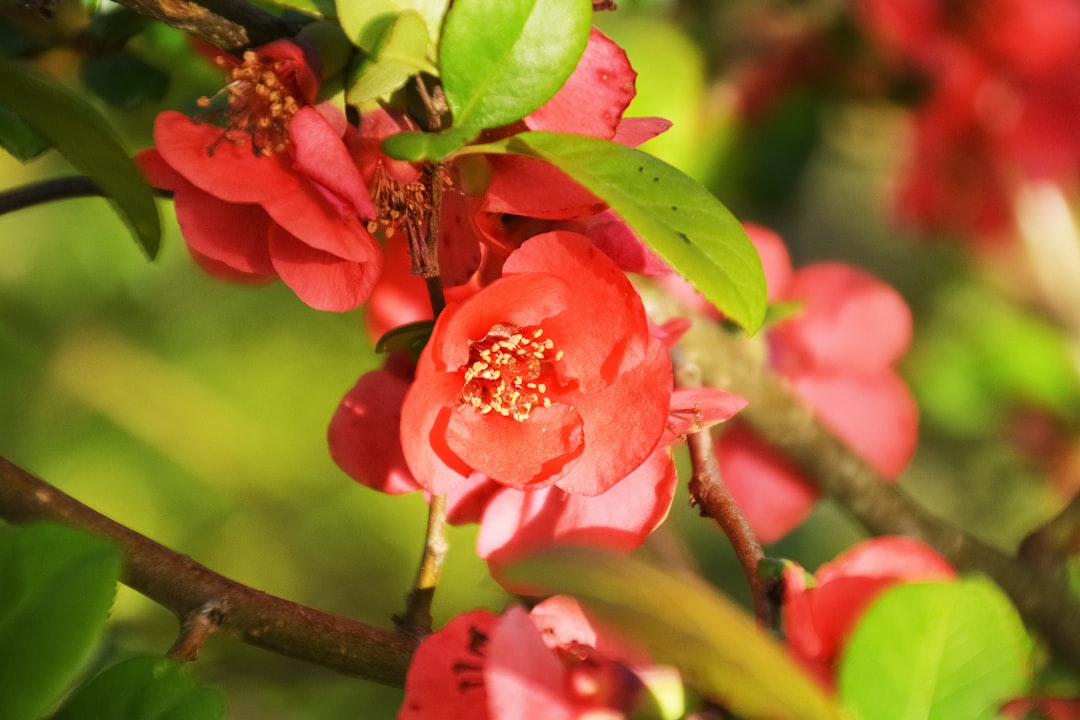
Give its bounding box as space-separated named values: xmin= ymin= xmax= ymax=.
xmin=399 ymin=158 xmax=450 ymax=635
xmin=400 ymin=494 xmax=449 ymax=635
xmin=674 ymin=351 xmax=776 ymax=630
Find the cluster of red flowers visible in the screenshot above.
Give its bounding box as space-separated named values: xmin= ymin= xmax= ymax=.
xmin=137 ymin=24 xmax=994 ymax=718
xmin=856 ymin=0 xmax=1080 ymax=244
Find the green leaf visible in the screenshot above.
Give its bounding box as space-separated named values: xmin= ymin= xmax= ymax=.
xmin=80 ymin=52 xmax=169 ymax=110
xmin=375 ymin=319 xmax=433 ymax=356
xmin=337 ymin=0 xmax=448 ymax=48
xmin=55 ymin=656 xmax=225 ymax=720
xmin=440 ymin=0 xmax=591 ymax=131
xmin=0 ymin=523 xmax=121 ymax=720
xmin=0 ymin=104 xmax=50 ymax=160
xmin=502 ymin=548 xmax=843 ymax=720
xmin=839 ymin=578 xmax=1030 ymax=720
xmin=464 ymin=131 xmax=767 ymax=332
xmin=0 ymin=59 xmax=160 ymax=259
xmin=345 ymin=11 xmax=437 ymax=107
xmin=381 ymin=126 xmax=477 ymax=162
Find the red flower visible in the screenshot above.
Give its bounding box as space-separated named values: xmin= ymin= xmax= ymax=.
xmin=400 ymin=231 xmax=672 ymax=496
xmin=702 ymin=226 xmax=917 ymax=541
xmin=136 ymin=40 xmax=382 ymax=311
xmin=783 ymin=536 xmax=956 ymax=686
xmin=856 ymin=0 xmax=1080 ymax=243
xmin=400 ymin=596 xmax=674 ymax=720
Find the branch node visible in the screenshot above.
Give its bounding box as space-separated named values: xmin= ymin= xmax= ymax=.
xmin=168 ymin=601 xmax=224 ymax=663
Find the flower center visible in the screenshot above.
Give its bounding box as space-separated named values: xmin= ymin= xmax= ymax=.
xmin=460 ymin=323 xmax=563 ymax=422
xmin=368 ymin=164 xmax=430 ymax=239
xmin=198 ymin=50 xmax=303 ymax=156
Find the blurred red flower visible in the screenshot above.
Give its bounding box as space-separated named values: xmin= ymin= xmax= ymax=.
xmin=783 ymin=536 xmax=956 ymax=686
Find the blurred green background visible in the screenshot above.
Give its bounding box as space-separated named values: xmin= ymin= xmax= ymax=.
xmin=3 ymin=0 xmax=1079 ymax=716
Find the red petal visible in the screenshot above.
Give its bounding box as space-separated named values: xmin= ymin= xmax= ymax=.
xmin=715 ymin=423 xmax=819 ymax=542
xmin=788 ymin=371 xmax=919 ymax=479
xmin=400 ymin=610 xmax=496 ymax=720
xmin=486 ymin=608 xmax=576 ymax=720
xmin=171 ymin=184 xmax=274 ymax=276
xmin=135 ymin=148 xmax=185 ymax=191
xmin=289 ymin=106 xmax=374 ymax=219
xmin=480 ymin=446 xmax=676 ymax=574
xmin=815 ymin=536 xmax=955 ymax=584
xmin=553 ymin=339 xmax=671 ymax=496
xmin=481 ymin=155 xmax=604 ymax=219
xmin=746 ymin=224 xmax=794 ymax=303
xmin=666 ymin=387 xmax=747 ymax=440
xmin=401 ymin=365 xmax=479 ymax=495
xmin=267 ymin=224 xmax=381 ymax=311
xmin=771 ymin=263 xmax=912 ymax=375
xmin=504 ymin=232 xmax=652 ymax=392
xmin=612 ymin=117 xmax=673 ymax=147
xmin=445 ymin=403 xmax=585 ymax=490
xmin=525 ymin=28 xmax=636 ymax=139
xmin=327 ymin=369 xmax=420 ymax=494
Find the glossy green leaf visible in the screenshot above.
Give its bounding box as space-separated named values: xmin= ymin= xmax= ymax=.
xmin=337 ymin=0 xmax=448 ymax=48
xmin=345 ymin=11 xmax=437 ymax=106
xmin=465 ymin=131 xmax=767 ymax=332
xmin=80 ymin=52 xmax=169 ymax=110
xmin=439 ymin=0 xmax=591 ymax=131
xmin=0 ymin=59 xmax=160 ymax=259
xmin=0 ymin=523 xmax=121 ymax=720
xmin=839 ymin=578 xmax=1030 ymax=720
xmin=502 ymin=548 xmax=843 ymax=720
xmin=55 ymin=656 xmax=224 ymax=720
xmin=381 ymin=126 xmax=477 ymax=162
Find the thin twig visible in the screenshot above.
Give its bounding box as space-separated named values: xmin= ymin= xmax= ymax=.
xmin=0 ymin=176 xmax=173 ymax=216
xmin=674 ymin=350 xmax=775 ymax=630
xmin=0 ymin=456 xmax=417 ymax=685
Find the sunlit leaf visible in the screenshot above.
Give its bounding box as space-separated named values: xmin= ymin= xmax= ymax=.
xmin=839 ymin=578 xmax=1030 ymax=720
xmin=0 ymin=523 xmax=121 ymax=720
xmin=55 ymin=656 xmax=224 ymax=720
xmin=502 ymin=547 xmax=843 ymax=720
xmin=463 ymin=131 xmax=767 ymax=332
xmin=0 ymin=59 xmax=160 ymax=259
xmin=345 ymin=11 xmax=436 ymax=106
xmin=439 ymin=0 xmax=591 ymax=132
xmin=337 ymin=0 xmax=447 ymax=48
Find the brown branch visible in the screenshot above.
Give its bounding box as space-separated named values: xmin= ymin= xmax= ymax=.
xmin=0 ymin=456 xmax=417 ymax=685
xmin=673 ymin=351 xmax=775 ymax=630
xmin=109 ymin=0 xmax=290 ymax=52
xmin=682 ymin=318 xmax=1080 ymax=669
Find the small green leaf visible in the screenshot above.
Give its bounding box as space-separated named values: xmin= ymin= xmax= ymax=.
xmin=440 ymin=0 xmax=591 ymax=131
xmin=345 ymin=11 xmax=437 ymax=106
xmin=502 ymin=548 xmax=843 ymax=720
xmin=464 ymin=131 xmax=767 ymax=332
xmin=55 ymin=655 xmax=225 ymax=720
xmin=0 ymin=59 xmax=160 ymax=259
xmin=375 ymin=319 xmax=433 ymax=356
xmin=337 ymin=0 xmax=448 ymax=48
xmin=80 ymin=52 xmax=169 ymax=110
xmin=839 ymin=578 xmax=1030 ymax=720
xmin=0 ymin=523 xmax=121 ymax=720
xmin=381 ymin=126 xmax=476 ymax=162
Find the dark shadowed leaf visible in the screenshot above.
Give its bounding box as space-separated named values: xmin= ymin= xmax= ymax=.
xmin=0 ymin=59 xmax=160 ymax=259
